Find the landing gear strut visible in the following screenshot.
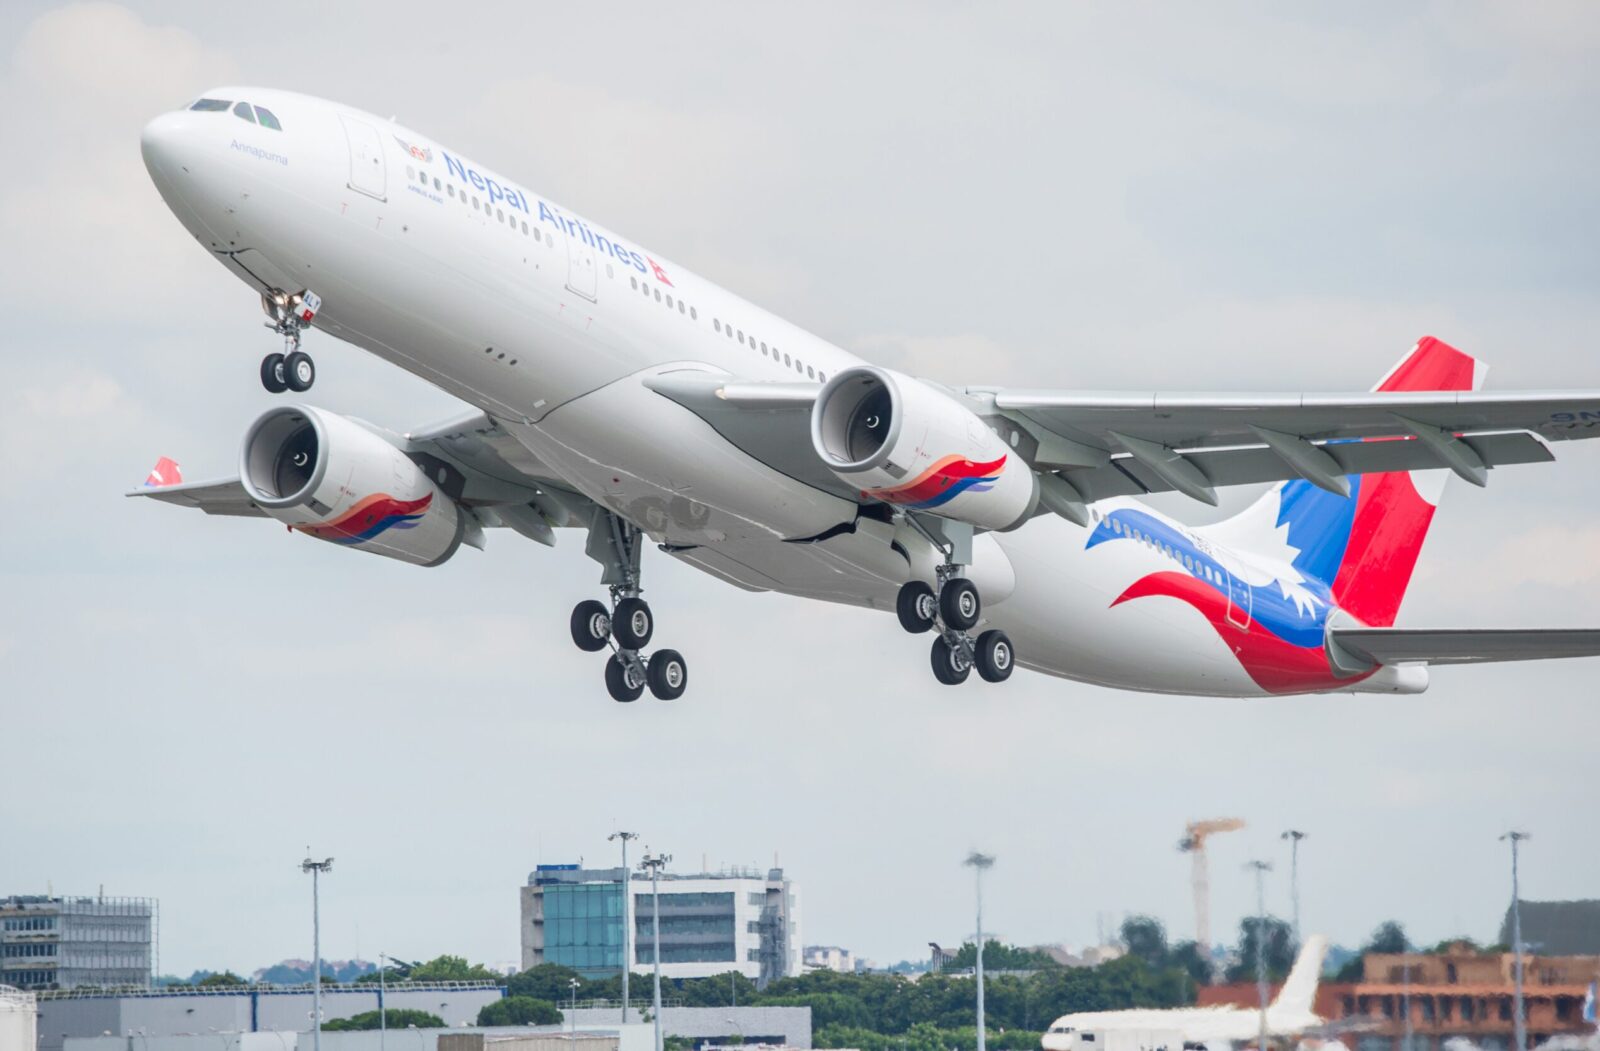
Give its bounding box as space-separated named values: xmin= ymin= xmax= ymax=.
xmin=572 ymin=510 xmax=688 ymax=701
xmin=896 ymin=516 xmax=1014 ymax=686
xmin=259 ymin=289 xmax=321 ymax=393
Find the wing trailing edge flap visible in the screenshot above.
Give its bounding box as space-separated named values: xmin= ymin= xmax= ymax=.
xmin=1051 ymin=430 xmax=1552 ymax=503
xmin=1331 ymin=627 xmax=1600 ymax=667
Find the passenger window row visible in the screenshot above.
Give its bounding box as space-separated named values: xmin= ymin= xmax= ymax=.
xmin=1107 ymin=517 xmax=1222 ymax=584
xmin=392 ymin=154 xmax=821 ymax=382
xmin=711 ymin=318 xmax=825 ymax=383
xmin=626 ymin=274 xmax=698 ymax=322
xmin=406 ymin=163 xmax=546 ymax=244
xmin=189 ymin=98 xmax=282 ymax=130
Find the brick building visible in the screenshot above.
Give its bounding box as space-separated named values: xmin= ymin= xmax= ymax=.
xmin=1199 ymin=945 xmax=1600 ymax=1051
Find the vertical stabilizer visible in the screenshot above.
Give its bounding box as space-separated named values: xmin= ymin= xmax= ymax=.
xmin=1217 ymin=337 xmax=1484 ymax=625
xmin=1269 ymin=935 xmax=1328 ymax=1018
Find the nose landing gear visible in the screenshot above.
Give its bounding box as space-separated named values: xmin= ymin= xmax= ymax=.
xmin=259 ymin=289 xmax=321 ymax=393
xmin=573 ymin=511 xmax=688 ymax=702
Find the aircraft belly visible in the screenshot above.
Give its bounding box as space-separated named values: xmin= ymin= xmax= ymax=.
xmin=506 ymin=368 xmax=857 ymax=546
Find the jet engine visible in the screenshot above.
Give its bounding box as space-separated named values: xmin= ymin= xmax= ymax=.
xmin=239 ymin=405 xmax=467 ymax=566
xmin=811 ymin=366 xmax=1037 ymax=531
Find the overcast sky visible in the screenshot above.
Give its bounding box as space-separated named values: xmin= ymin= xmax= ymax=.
xmin=1 ymin=1 xmax=1598 ymax=977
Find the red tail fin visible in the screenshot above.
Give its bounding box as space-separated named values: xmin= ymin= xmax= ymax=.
xmin=1329 ymin=336 xmax=1484 ymax=626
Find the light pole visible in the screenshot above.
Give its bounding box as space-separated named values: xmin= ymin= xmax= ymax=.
xmin=379 ymin=952 xmax=387 ymax=1051
xmin=300 ymin=856 xmax=334 ymax=1051
xmin=610 ymin=832 xmax=640 ymax=1023
xmin=1245 ymin=860 xmax=1273 ymax=1051
xmin=569 ymin=978 xmax=581 ymax=1042
xmin=964 ymin=852 xmax=996 ymax=1051
xmin=1501 ymin=831 xmax=1531 ymax=1051
xmin=1280 ymin=831 xmax=1306 ymax=949
xmin=640 ymin=851 xmax=671 ymax=1051
xmin=1401 ymin=936 xmax=1413 ymax=1051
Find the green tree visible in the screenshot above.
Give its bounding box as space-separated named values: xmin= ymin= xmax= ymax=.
xmin=1120 ymin=916 xmax=1170 ymax=970
xmin=1336 ymin=921 xmax=1409 ymax=980
xmin=1168 ymin=940 xmax=1212 ymax=988
xmin=324 ymin=1009 xmax=444 ymax=1031
xmin=1225 ymin=916 xmax=1295 ymax=983
xmin=477 ymin=997 xmax=563 ymax=1026
xmin=407 ymin=955 xmax=501 ymax=983
xmin=506 ymin=963 xmax=587 ymax=1002
xmin=948 ymin=941 xmax=1059 ymax=972
xmin=197 ymin=972 xmax=248 ymax=988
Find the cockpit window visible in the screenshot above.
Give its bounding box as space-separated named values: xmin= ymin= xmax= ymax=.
xmin=253 ymin=106 xmax=282 ymax=131
xmin=189 ymin=98 xmax=231 ymax=112
xmin=232 ymin=101 xmax=256 ymax=123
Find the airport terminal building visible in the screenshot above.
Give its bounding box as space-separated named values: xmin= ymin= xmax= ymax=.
xmin=520 ymin=864 xmax=800 ymax=984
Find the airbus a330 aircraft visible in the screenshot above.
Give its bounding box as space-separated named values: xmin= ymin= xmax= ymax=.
xmin=135 ymin=87 xmax=1600 ymax=701
xmin=1042 ymin=937 xmax=1328 ymax=1051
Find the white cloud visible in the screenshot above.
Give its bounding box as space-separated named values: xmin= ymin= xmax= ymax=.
xmin=0 ymin=3 xmax=238 ymax=321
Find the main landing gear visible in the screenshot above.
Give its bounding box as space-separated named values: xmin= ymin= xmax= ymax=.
xmin=895 ymin=518 xmax=1014 ymax=686
xmin=258 ymin=288 xmax=322 ymax=394
xmin=571 ymin=511 xmax=688 ymax=702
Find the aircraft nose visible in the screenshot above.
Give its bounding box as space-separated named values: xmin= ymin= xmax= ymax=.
xmin=140 ymin=110 xmax=207 ymax=184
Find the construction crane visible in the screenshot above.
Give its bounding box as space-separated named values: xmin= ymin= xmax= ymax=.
xmin=1177 ymin=817 xmax=1245 ymax=952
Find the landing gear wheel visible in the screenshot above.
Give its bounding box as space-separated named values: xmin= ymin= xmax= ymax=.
xmin=647 ymin=649 xmax=688 ymax=700
xmin=260 ymin=353 xmax=288 ymax=394
xmin=930 ymin=636 xmax=973 ymax=686
xmin=896 ymin=581 xmax=938 ymax=634
xmin=974 ymin=629 xmax=1014 ymax=683
xmin=613 ymin=597 xmax=654 ymax=650
xmin=569 ymin=600 xmax=611 ymax=652
xmin=939 ymin=577 xmax=981 ymax=631
xmin=284 ymin=350 xmax=316 ymax=392
xmin=605 ymin=654 xmax=646 ymax=702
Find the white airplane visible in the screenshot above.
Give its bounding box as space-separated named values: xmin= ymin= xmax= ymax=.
xmin=1041 ymin=937 xmax=1328 ymax=1051
xmin=135 ymin=87 xmax=1600 ymax=701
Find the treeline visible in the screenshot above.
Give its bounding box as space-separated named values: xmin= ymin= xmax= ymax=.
xmin=173 ymin=913 xmax=1360 ymax=1043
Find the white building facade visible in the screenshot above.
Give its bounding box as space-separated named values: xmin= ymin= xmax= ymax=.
xmin=1 ymin=895 xmax=155 ymax=991
xmin=520 ymin=865 xmax=801 ymax=984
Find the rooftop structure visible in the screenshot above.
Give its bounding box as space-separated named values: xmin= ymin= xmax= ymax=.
xmin=33 ymin=981 xmax=503 ymax=1051
xmin=1500 ymin=899 xmax=1600 ymax=956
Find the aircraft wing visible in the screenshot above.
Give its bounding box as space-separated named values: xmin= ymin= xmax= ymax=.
xmin=643 ymin=370 xmax=1594 ymax=508
xmin=986 ymin=388 xmax=1600 ymax=450
xmin=982 ymin=388 xmax=1600 ymax=502
xmin=127 ymin=411 xmax=598 ymax=537
xmin=131 ymin=476 xmax=267 ymax=517
xmin=1331 ymin=627 xmax=1600 ymax=666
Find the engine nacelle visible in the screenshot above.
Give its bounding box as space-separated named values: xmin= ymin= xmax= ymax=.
xmin=811 ymin=366 xmax=1037 ymax=531
xmin=239 ymin=405 xmax=466 ymax=567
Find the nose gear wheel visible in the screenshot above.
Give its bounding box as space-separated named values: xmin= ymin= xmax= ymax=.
xmin=258 ymin=288 xmax=321 ymax=393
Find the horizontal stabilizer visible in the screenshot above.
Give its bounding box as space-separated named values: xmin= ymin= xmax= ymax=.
xmin=126 ymin=475 xmax=266 ymax=518
xmin=1332 ymin=627 xmax=1600 ymax=666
